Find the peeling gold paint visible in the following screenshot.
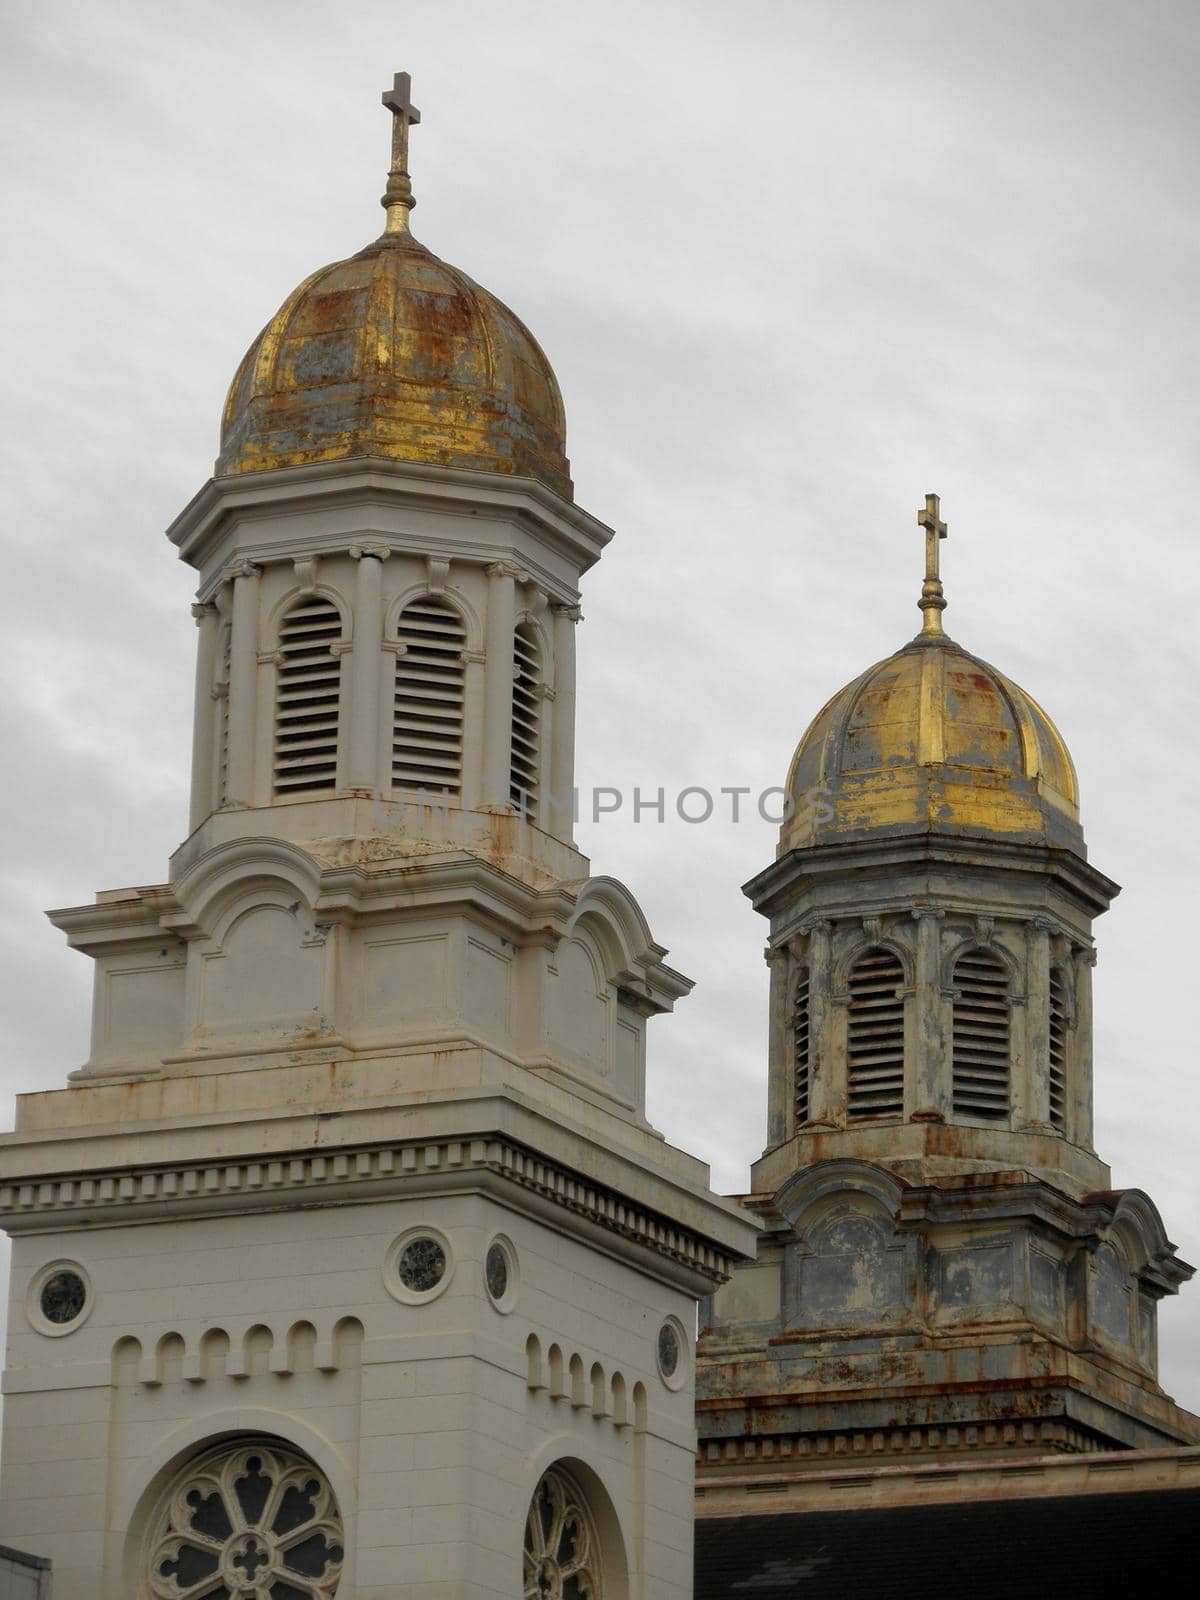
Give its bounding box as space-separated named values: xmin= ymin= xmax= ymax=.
xmin=217 ymin=231 xmax=572 ymax=501
xmin=784 ymin=635 xmax=1081 ymax=853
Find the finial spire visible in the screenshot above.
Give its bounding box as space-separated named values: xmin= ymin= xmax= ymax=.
xmin=380 ymin=71 xmax=421 ymax=233
xmin=916 ymin=492 xmax=948 ymax=636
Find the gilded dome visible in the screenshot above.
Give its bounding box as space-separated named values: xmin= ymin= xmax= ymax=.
xmin=217 ymin=229 xmax=572 ymax=499
xmin=783 ymin=632 xmax=1083 ymax=855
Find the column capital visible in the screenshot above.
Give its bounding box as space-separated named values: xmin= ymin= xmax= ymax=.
xmin=223 ymin=559 xmax=262 ymax=583
xmin=486 ymin=560 xmax=522 ymax=582
xmin=550 ymin=600 xmax=584 ymax=622
xmin=1076 ymin=945 xmax=1099 ymax=968
xmin=350 ymin=542 xmax=391 ymax=562
xmin=910 ymin=906 xmax=945 ymax=922
xmin=191 ymin=602 xmax=218 ymax=625
xmin=764 ymin=944 xmax=789 ymax=967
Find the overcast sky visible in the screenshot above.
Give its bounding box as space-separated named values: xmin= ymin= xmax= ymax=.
xmin=2 ymin=0 xmax=1198 ymax=1402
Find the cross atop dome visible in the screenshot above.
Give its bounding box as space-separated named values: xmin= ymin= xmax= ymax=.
xmin=917 ymin=490 xmax=948 ymax=636
xmin=381 ymin=69 xmax=421 ymax=230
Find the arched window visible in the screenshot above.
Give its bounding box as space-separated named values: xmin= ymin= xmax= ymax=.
xmin=792 ymin=966 xmax=811 ymax=1126
xmin=393 ymin=596 xmax=467 ymax=797
xmin=273 ymin=596 xmax=343 ymax=796
xmin=510 ymin=622 xmax=542 ymax=818
xmin=1048 ymin=964 xmax=1068 ymax=1131
xmin=145 ymin=1439 xmax=343 ymax=1597
xmin=846 ymin=947 xmax=905 ymax=1121
xmin=952 ymin=947 xmax=1011 ymax=1120
xmin=524 ymin=1466 xmax=602 ymax=1599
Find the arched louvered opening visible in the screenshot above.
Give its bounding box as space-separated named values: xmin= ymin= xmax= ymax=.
xmin=1049 ymin=965 xmax=1068 ymax=1131
xmin=792 ymin=967 xmax=812 ymax=1126
xmin=846 ymin=947 xmax=905 ymax=1121
xmin=393 ymin=597 xmax=466 ymax=798
xmin=952 ymin=948 xmax=1012 ymax=1120
xmin=215 ymin=623 xmax=231 ymax=807
xmin=272 ymin=596 xmax=343 ymax=796
xmin=510 ymin=622 xmax=541 ymax=818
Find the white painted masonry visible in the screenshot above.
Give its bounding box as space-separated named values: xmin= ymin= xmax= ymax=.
xmin=0 ymin=437 xmax=755 ymax=1594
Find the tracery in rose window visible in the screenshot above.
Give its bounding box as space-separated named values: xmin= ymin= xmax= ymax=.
xmin=147 ymin=1442 xmax=343 ymax=1599
xmin=523 ymin=1467 xmax=601 ymax=1599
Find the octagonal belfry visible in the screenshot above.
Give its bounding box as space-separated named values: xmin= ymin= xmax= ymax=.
xmin=697 ymin=496 xmax=1199 ymax=1487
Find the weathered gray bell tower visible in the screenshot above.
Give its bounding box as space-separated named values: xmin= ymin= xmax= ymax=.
xmin=697 ymin=498 xmax=1198 ymax=1487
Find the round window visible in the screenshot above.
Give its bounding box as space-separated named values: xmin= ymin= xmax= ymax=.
xmin=384 ymin=1227 xmax=454 ymax=1305
xmin=398 ymin=1236 xmax=446 ymax=1293
xmin=27 ymin=1260 xmax=92 ymax=1336
xmin=656 ymin=1317 xmax=688 ymax=1389
xmin=145 ymin=1439 xmax=342 ymax=1598
xmin=483 ymin=1236 xmax=518 ymax=1313
xmin=523 ymin=1466 xmax=602 ymax=1599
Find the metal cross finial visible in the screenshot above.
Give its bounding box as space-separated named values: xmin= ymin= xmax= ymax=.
xmin=916 ymin=492 xmax=948 ymax=636
xmin=380 ymin=70 xmax=421 ymax=232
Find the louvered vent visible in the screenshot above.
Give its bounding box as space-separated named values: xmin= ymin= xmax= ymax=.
xmin=952 ymin=949 xmax=1011 ymax=1120
xmin=272 ymin=597 xmax=343 ymax=796
xmin=1048 ymin=966 xmax=1068 ymax=1131
xmin=510 ymin=623 xmax=541 ymax=817
xmin=846 ymin=948 xmax=905 ymax=1121
xmin=216 ymin=624 xmax=231 ymax=806
xmin=793 ymin=968 xmax=811 ymax=1126
xmin=393 ymin=597 xmax=466 ymax=797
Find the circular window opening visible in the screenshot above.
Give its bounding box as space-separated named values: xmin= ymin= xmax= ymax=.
xmin=27 ymin=1260 xmax=92 ymax=1336
xmin=524 ymin=1466 xmax=603 ymax=1599
xmin=484 ymin=1236 xmax=519 ymax=1313
xmin=398 ymin=1236 xmax=446 ymax=1293
xmin=656 ymin=1317 xmax=688 ymax=1389
xmin=145 ymin=1439 xmax=343 ymax=1598
xmin=384 ymin=1227 xmax=454 ymax=1305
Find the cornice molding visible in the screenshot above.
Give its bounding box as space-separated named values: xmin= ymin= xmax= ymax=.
xmin=0 ymin=1134 xmax=736 ymax=1287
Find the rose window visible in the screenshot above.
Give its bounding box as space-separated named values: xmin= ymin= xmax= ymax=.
xmin=523 ymin=1467 xmax=601 ymax=1599
xmin=147 ymin=1442 xmax=343 ymax=1599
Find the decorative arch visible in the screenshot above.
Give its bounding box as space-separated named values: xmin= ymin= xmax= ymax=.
xmin=169 ymin=838 xmax=324 ymax=939
xmin=385 ymin=581 xmax=482 ymax=656
xmin=120 ymin=1417 xmax=357 ymax=1600
xmin=834 ymin=934 xmax=913 ymax=994
xmin=264 ymin=582 xmax=351 ymax=647
xmin=520 ymin=1450 xmax=631 ymax=1600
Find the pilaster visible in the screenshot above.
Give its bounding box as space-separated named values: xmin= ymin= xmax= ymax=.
xmin=348 ymin=544 xmax=389 ymax=794
xmin=224 ymin=560 xmax=262 ymax=806
xmin=549 ymin=602 xmax=581 ymax=843
xmin=188 ymin=603 xmax=220 ymax=832
xmin=911 ymin=907 xmax=947 ymax=1122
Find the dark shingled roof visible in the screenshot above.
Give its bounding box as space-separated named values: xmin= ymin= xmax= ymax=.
xmin=695 ymin=1489 xmax=1197 ymax=1598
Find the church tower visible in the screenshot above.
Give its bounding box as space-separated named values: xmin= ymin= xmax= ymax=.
xmin=0 ymin=77 xmax=755 ymax=1599
xmin=696 ymin=498 xmax=1199 ymax=1493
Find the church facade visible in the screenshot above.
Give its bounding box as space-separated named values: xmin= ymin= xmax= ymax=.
xmin=0 ymin=75 xmax=755 ymax=1600
xmin=1 ymin=71 xmax=1198 ymax=1600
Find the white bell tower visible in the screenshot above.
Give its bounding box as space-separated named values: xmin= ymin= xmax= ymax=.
xmin=0 ymin=73 xmax=755 ymax=1600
